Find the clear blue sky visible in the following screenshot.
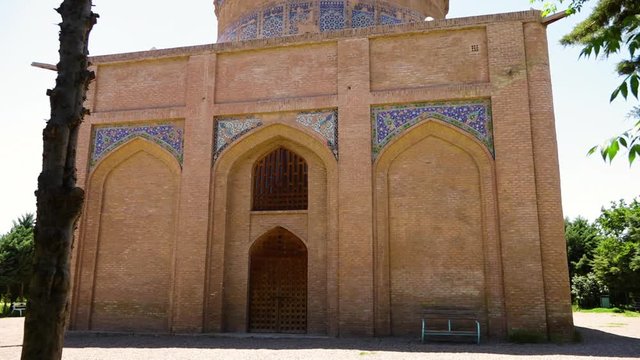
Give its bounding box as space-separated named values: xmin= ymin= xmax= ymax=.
xmin=0 ymin=0 xmax=638 ymax=233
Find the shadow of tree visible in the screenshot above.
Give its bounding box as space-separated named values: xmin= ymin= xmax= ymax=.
xmin=63 ymin=326 xmax=640 ymax=358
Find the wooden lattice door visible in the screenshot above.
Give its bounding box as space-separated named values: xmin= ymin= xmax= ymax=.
xmin=249 ymin=228 xmax=307 ymax=333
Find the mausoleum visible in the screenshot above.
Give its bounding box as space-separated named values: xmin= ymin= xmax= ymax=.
xmin=69 ymin=0 xmax=574 ymax=340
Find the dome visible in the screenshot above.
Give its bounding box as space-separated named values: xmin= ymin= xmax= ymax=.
xmin=214 ymin=0 xmax=450 ymax=42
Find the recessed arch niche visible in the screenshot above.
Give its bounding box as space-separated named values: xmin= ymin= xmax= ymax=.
xmin=72 ymin=138 xmax=180 ymax=332
xmin=207 ymin=123 xmax=339 ymax=335
xmin=373 ymin=119 xmax=505 ymax=337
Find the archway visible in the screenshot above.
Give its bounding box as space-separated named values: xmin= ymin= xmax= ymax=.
xmin=248 ymin=227 xmax=308 ymax=333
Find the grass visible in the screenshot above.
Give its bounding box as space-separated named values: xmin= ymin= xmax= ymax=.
xmin=572 ymin=305 xmax=640 ymax=317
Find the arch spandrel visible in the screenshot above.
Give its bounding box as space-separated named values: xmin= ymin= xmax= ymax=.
xmin=89 ymin=137 xmax=183 ymax=192
xmin=213 ymin=123 xmax=337 ymax=177
xmin=371 ymin=100 xmax=494 ymax=161
xmin=90 ymin=123 xmax=184 ymax=169
xmin=374 ymin=119 xmax=495 ymax=172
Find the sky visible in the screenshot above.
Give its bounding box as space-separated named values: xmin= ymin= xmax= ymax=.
xmin=0 ymin=0 xmax=638 ymax=234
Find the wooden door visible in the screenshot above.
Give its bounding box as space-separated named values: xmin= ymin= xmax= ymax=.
xmin=249 ymin=229 xmax=307 ymax=333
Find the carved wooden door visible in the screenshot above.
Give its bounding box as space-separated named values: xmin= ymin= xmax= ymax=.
xmin=249 ymin=229 xmax=307 ymax=333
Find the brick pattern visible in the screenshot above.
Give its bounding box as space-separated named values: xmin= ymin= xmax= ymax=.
xmin=71 ymin=11 xmax=573 ymax=340
xmin=214 ymin=43 xmax=337 ymax=104
xmin=94 ymin=58 xmax=188 ymax=112
xmin=487 ymin=22 xmax=549 ymax=335
xmin=524 ymin=22 xmax=574 ymax=339
xmin=369 ymin=28 xmax=489 ymax=92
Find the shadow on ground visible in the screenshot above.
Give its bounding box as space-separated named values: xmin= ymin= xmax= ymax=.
xmin=63 ymin=326 xmax=640 ymax=358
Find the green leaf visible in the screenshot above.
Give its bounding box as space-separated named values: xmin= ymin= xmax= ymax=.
xmin=631 ymin=144 xmax=640 ymax=164
xmin=587 ymin=145 xmax=598 ymax=155
xmin=620 ymin=137 xmax=628 ymax=148
xmin=620 ymin=82 xmax=629 ymax=99
xmin=631 ymin=75 xmax=639 ymax=99
xmin=611 ymin=87 xmax=621 ymax=102
xmin=607 ymin=140 xmax=620 ymax=162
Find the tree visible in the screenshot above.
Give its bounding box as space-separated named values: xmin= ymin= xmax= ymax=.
xmin=592 ymin=199 xmax=640 ymax=304
xmin=565 ymin=216 xmax=601 ymax=279
xmin=0 ymin=214 xmax=35 ymax=310
xmin=20 ymin=1 xmax=96 ymax=359
xmin=532 ymin=0 xmax=640 ymax=164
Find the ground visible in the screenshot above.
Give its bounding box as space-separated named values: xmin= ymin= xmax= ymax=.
xmin=1 ymin=313 xmax=639 ymax=359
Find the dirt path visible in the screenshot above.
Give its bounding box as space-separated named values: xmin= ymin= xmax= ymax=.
xmin=1 ymin=313 xmax=638 ymax=359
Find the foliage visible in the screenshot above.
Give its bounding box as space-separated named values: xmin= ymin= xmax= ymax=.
xmin=531 ymin=0 xmax=640 ymax=164
xmin=592 ymin=199 xmax=640 ymax=303
xmin=565 ymin=217 xmax=601 ymax=279
xmin=571 ymin=273 xmax=607 ymax=308
xmin=564 ymin=198 xmax=640 ymax=307
xmin=0 ymin=214 xmax=35 ymax=311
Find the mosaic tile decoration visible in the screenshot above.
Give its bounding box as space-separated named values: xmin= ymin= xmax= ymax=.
xmin=91 ymin=123 xmax=184 ymax=167
xmin=352 ymin=3 xmax=375 ymax=28
xmin=296 ymin=109 xmax=339 ymax=159
xmin=263 ymin=6 xmax=285 ymax=38
xmin=319 ymin=1 xmax=346 ymax=32
xmin=371 ymin=100 xmax=494 ymax=160
xmin=214 ymin=117 xmax=263 ymax=161
xmin=218 ymin=0 xmax=424 ymax=42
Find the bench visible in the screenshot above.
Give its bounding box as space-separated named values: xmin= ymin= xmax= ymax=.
xmin=11 ymin=302 xmax=27 ymax=317
xmin=421 ymin=308 xmax=480 ymax=344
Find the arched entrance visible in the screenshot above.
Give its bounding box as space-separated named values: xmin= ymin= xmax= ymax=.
xmin=248 ymin=227 xmax=307 ymax=333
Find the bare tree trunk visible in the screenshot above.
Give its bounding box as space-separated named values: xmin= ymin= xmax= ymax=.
xmin=21 ymin=1 xmax=96 ymax=359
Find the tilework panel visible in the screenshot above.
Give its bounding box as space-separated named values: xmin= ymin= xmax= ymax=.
xmin=371 ymin=100 xmax=494 ymax=160
xmin=91 ymin=123 xmax=184 ymax=166
xmin=214 ymin=117 xmax=263 ymax=161
xmin=319 ymin=1 xmax=346 ymax=32
xmin=238 ymin=13 xmax=259 ymax=41
xmin=218 ymin=0 xmax=424 ymax=42
xmin=352 ymin=3 xmax=375 ymax=28
xmin=296 ymin=109 xmax=339 ymax=159
xmin=263 ymin=6 xmax=285 ymax=38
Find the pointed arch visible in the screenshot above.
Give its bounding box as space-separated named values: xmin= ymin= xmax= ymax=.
xmin=205 ymin=123 xmax=338 ymax=335
xmin=71 ymin=137 xmax=181 ymax=332
xmin=373 ymin=119 xmax=505 ymax=336
xmin=248 ymin=227 xmax=308 ymax=333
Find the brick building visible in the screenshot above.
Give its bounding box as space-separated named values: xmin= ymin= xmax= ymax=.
xmin=69 ymin=0 xmax=574 ymax=340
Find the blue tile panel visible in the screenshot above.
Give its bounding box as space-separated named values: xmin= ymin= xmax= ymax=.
xmin=91 ymin=123 xmax=184 ymax=166
xmin=296 ymin=109 xmax=339 ymax=159
xmin=371 ymin=100 xmax=494 ymax=160
xmin=218 ymin=0 xmax=424 ymax=42
xmin=214 ymin=117 xmax=263 ymax=161
xmin=263 ymin=6 xmax=285 ymax=38
xmin=319 ymin=1 xmax=346 ymax=32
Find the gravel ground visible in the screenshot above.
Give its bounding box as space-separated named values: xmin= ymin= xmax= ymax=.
xmin=1 ymin=313 xmax=639 ymax=360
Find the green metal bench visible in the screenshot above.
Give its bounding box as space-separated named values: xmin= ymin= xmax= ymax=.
xmin=421 ymin=308 xmax=480 ymax=344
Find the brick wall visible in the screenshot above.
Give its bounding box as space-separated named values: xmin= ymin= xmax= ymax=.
xmin=71 ymin=10 xmax=573 ymax=339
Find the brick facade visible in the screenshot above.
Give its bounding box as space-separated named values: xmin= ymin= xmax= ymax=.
xmin=70 ymin=8 xmax=573 ymax=340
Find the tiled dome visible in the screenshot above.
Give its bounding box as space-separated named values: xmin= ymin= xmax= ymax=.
xmin=214 ymin=0 xmax=449 ymax=42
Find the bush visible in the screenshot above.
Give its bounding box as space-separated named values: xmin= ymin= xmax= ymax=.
xmin=571 ymin=273 xmax=607 ymax=308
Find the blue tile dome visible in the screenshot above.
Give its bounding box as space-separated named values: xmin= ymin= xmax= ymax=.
xmin=214 ymin=0 xmax=449 ymax=42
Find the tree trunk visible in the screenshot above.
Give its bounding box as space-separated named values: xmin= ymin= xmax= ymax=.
xmin=21 ymin=1 xmax=96 ymax=359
